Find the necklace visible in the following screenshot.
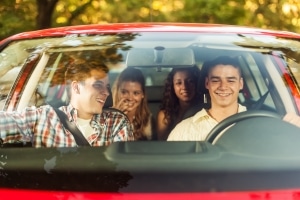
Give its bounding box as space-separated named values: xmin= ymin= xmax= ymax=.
xmin=206 ymin=105 xmax=239 ymax=122
xmin=206 ymin=109 xmax=218 ymax=122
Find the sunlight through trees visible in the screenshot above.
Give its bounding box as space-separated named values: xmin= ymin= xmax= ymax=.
xmin=0 ymin=0 xmax=300 ymax=40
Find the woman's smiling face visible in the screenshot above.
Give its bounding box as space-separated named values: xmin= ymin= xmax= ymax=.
xmin=118 ymin=81 xmax=144 ymax=114
xmin=173 ymin=70 xmax=196 ymax=103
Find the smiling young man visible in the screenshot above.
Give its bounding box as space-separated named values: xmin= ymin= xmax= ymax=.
xmin=0 ymin=60 xmax=134 ymax=147
xmin=167 ymin=56 xmax=300 ymax=141
xmin=167 ymin=56 xmax=246 ymax=141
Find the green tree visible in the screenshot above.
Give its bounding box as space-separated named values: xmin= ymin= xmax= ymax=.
xmin=53 ymin=0 xmax=162 ymax=25
xmin=1 ymin=0 xmax=300 ymax=41
xmin=52 ymin=0 xmax=93 ymax=26
xmin=176 ymin=0 xmax=246 ymax=24
xmin=244 ymin=0 xmax=300 ymax=32
xmin=0 ymin=0 xmax=36 ymax=39
xmin=36 ymin=0 xmax=58 ymax=29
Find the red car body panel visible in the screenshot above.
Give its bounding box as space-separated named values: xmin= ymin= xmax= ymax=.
xmin=272 ymin=53 xmax=300 ymax=112
xmin=1 ymin=23 xmax=300 ymax=45
xmin=2 ymin=188 xmax=300 ymax=200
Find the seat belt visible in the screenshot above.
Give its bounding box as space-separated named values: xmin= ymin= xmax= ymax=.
xmin=52 ymin=107 xmax=90 ymax=146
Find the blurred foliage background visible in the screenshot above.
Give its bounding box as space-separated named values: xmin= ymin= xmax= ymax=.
xmin=0 ymin=0 xmax=300 ymax=40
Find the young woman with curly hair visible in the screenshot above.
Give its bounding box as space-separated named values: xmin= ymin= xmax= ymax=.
xmin=112 ymin=67 xmax=153 ymax=140
xmin=156 ymin=66 xmax=202 ymax=140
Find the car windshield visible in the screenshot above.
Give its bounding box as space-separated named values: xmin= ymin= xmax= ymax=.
xmin=1 ymin=32 xmax=300 ymax=111
xmin=1 ymin=28 xmax=300 ymax=194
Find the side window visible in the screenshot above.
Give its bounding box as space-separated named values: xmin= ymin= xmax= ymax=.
xmin=0 ymin=40 xmax=49 ymax=111
xmin=238 ymin=54 xmax=275 ymax=111
xmin=0 ymin=67 xmax=22 ymax=110
xmin=0 ymin=44 xmax=30 ymax=110
xmin=27 ymin=52 xmax=67 ymax=108
xmin=286 ymin=57 xmax=300 ymax=91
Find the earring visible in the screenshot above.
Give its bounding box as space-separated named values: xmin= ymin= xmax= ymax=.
xmin=204 ymin=93 xmax=207 ymax=104
xmin=75 ymin=84 xmax=80 ymax=94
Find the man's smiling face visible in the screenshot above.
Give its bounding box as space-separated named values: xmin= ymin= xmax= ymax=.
xmin=75 ymin=69 xmax=110 ymax=119
xmin=205 ymin=64 xmax=243 ymax=108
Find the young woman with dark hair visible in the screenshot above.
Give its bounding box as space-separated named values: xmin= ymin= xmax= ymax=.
xmin=156 ymin=66 xmax=202 ymax=140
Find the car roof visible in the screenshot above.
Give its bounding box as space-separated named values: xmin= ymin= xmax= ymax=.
xmin=2 ymin=23 xmax=300 ymax=45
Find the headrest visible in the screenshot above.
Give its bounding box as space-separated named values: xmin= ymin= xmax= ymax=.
xmin=126 ymin=48 xmax=195 ymax=68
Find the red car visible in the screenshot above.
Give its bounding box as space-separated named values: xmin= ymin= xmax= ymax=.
xmin=1 ymin=23 xmax=300 ymax=200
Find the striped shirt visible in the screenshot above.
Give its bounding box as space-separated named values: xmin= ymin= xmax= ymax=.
xmin=0 ymin=104 xmax=134 ymax=147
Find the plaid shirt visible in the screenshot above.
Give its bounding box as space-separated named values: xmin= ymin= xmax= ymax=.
xmin=0 ymin=104 xmax=134 ymax=147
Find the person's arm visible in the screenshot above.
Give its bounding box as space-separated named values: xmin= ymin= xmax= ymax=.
xmin=109 ymin=111 xmax=134 ymax=142
xmin=156 ymin=110 xmax=170 ymax=140
xmin=283 ymin=113 xmax=300 ymax=128
xmin=0 ymin=107 xmax=38 ymax=143
xmin=116 ymin=119 xmax=134 ymax=142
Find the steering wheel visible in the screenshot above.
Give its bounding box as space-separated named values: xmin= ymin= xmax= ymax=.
xmin=205 ymin=110 xmax=282 ymax=144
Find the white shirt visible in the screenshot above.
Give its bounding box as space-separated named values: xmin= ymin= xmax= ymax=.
xmin=167 ymin=104 xmax=247 ymax=141
xmin=77 ymin=118 xmax=94 ymax=140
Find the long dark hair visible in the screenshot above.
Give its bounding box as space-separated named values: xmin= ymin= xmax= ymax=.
xmin=159 ymin=66 xmax=202 ymax=130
